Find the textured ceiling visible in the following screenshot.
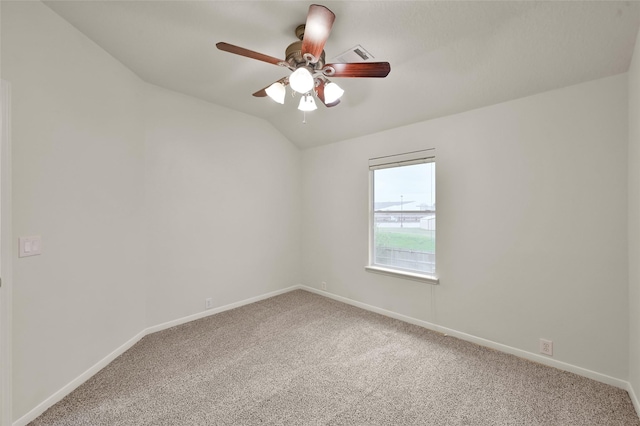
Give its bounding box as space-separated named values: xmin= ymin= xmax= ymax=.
xmin=44 ymin=1 xmax=640 ymax=149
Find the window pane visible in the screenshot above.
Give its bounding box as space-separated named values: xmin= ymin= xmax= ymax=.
xmin=373 ymin=162 xmax=435 ymax=274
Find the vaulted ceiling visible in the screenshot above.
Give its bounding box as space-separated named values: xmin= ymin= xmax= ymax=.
xmin=44 ymin=1 xmax=640 ymax=149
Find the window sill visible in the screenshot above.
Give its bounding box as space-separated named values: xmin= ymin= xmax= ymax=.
xmin=364 ymin=266 xmax=439 ymax=285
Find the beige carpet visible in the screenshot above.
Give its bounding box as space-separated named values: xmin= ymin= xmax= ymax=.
xmin=30 ymin=290 xmax=639 ymax=425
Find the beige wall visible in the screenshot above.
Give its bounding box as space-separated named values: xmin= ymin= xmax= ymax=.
xmin=144 ymin=84 xmax=301 ymax=327
xmin=302 ymin=74 xmax=629 ymax=380
xmin=1 ymin=1 xmax=302 ymax=421
xmin=1 ymin=1 xmax=147 ymax=419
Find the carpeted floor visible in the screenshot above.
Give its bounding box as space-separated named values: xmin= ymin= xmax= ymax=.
xmin=30 ymin=290 xmax=639 ymax=425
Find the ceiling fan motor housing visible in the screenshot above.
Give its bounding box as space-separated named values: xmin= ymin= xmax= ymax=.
xmin=285 ymin=26 xmax=326 ymax=70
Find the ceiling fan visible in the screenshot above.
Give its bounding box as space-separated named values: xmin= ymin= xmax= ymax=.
xmin=216 ymin=4 xmax=390 ymax=112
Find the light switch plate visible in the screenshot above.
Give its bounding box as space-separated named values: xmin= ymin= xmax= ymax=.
xmin=19 ymin=235 xmax=42 ymax=258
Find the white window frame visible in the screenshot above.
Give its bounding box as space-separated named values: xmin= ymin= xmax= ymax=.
xmin=365 ymin=149 xmax=439 ymax=284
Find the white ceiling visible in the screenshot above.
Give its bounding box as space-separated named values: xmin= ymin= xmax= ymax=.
xmin=44 ymin=1 xmax=640 ymax=149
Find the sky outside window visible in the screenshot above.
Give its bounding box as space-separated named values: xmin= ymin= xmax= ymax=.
xmin=374 ymin=163 xmax=435 ymax=208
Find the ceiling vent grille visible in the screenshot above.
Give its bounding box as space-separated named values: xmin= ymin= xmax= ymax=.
xmin=332 ymin=45 xmax=374 ymax=63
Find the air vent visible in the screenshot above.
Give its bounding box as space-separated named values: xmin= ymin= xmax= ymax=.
xmin=332 ymin=45 xmax=374 ymax=63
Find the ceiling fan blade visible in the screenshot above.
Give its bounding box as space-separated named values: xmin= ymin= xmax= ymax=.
xmin=253 ymin=77 xmax=288 ymax=97
xmin=324 ymin=62 xmax=391 ymax=78
xmin=216 ymin=42 xmax=284 ymax=66
xmin=316 ymin=81 xmax=340 ymax=107
xmin=301 ymin=5 xmax=335 ymax=62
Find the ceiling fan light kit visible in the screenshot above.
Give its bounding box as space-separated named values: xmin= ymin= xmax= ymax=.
xmin=216 ymin=4 xmax=390 ymax=121
xmin=323 ymin=82 xmax=344 ymax=104
xmin=265 ymin=82 xmax=286 ymax=104
xmin=289 ymin=67 xmax=315 ymax=94
xmin=298 ymin=94 xmax=318 ymax=112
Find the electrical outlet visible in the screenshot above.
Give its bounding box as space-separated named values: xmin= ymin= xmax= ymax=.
xmin=539 ymin=338 xmax=553 ymax=356
xmin=205 ymin=298 xmax=213 ymax=310
xmin=321 ymin=281 xmax=327 ymax=291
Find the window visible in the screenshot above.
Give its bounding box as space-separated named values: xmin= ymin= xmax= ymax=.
xmin=366 ymin=149 xmax=437 ymax=283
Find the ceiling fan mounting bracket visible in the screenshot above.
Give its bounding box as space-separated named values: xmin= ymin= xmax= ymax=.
xmin=321 ymin=66 xmax=336 ymax=76
xmin=303 ymin=52 xmax=318 ymax=64
xmin=314 ymin=75 xmax=329 ymax=87
xmin=277 ymin=61 xmax=293 ymax=70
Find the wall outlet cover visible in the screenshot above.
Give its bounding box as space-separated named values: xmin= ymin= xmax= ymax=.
xmin=539 ymin=338 xmax=553 ymax=356
xmin=19 ymin=235 xmax=42 ymax=258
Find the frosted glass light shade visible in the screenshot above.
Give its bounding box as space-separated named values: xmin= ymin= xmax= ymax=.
xmin=265 ymin=82 xmax=286 ymax=104
xmin=289 ymin=68 xmax=314 ymax=94
xmin=298 ymin=95 xmax=317 ymax=112
xmin=324 ymin=82 xmax=344 ymax=104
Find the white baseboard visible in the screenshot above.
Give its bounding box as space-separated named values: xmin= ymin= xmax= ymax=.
xmin=13 ymin=329 xmax=147 ymax=426
xmin=14 ymin=285 xmax=300 ymax=426
xmin=300 ymin=285 xmax=630 ymax=390
xmin=629 ymin=381 xmax=640 ymax=418
xmin=145 ymin=286 xmax=300 ymax=335
xmin=14 ymin=284 xmax=635 ymax=425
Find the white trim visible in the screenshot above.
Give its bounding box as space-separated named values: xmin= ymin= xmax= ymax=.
xmin=13 ymin=285 xmax=300 ymax=426
xmin=145 ymin=286 xmax=299 ymax=334
xmin=369 ymin=148 xmax=435 ymax=170
xmin=365 ymin=265 xmax=439 ymax=284
xmin=628 ymin=381 xmax=640 ymax=418
xmin=300 ymin=285 xmax=630 ymax=390
xmin=368 ymin=150 xmax=437 ymax=280
xmin=14 ymin=284 xmax=636 ymax=425
xmin=1 ymin=80 xmax=12 ymax=426
xmin=13 ymin=330 xmax=146 ymax=426
xmin=368 ymin=170 xmax=375 ymax=272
